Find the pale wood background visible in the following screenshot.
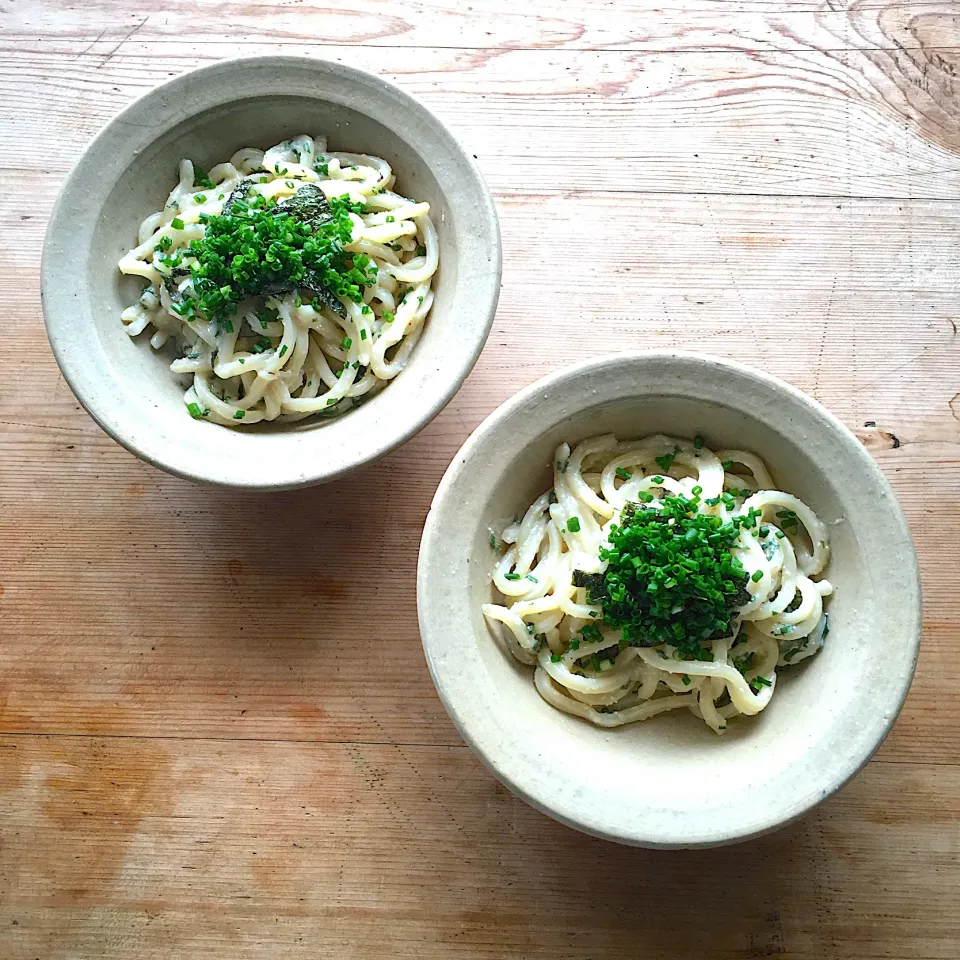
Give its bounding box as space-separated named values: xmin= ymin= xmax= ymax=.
xmin=2 ymin=0 xmax=959 ymax=957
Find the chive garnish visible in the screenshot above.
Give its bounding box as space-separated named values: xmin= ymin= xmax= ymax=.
xmin=572 ymin=493 xmax=754 ymax=657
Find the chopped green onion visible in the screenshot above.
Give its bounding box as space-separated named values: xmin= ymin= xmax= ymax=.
xmin=504 ymin=573 xmax=521 ymax=581
xmin=170 ymin=217 xmax=184 ymax=230
xmin=567 ymin=517 xmax=581 ymax=533
xmin=192 ymin=165 xmax=215 ymax=189
xmin=615 ymin=467 xmax=632 ymax=480
xmin=233 ymin=410 xmax=245 ymax=420
xmin=574 ymin=492 xmax=753 ymax=658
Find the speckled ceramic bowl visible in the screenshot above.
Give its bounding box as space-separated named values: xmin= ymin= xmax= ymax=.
xmin=42 ymin=56 xmax=501 ymax=489
xmin=418 ymin=351 xmax=921 ymax=848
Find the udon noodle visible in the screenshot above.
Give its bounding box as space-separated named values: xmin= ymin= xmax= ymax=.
xmin=119 ymin=136 xmax=438 ymax=426
xmin=483 ymin=435 xmax=832 ymax=734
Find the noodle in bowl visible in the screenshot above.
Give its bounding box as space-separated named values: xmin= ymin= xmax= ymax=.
xmin=119 ymin=136 xmax=438 ymax=427
xmin=483 ymin=434 xmax=832 ymax=734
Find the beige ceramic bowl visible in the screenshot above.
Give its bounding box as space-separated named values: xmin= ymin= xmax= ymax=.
xmin=42 ymin=56 xmax=501 ymax=489
xmin=418 ymin=351 xmax=921 ymax=848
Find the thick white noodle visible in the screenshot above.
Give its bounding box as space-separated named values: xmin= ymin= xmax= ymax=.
xmin=118 ymin=135 xmax=439 ymax=427
xmin=483 ymin=435 xmax=833 ymax=735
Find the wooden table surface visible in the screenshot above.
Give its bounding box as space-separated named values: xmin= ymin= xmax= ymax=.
xmin=2 ymin=1 xmax=959 ymax=957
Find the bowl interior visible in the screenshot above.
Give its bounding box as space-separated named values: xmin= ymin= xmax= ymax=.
xmin=44 ymin=59 xmax=499 ymax=487
xmin=420 ymin=353 xmax=920 ymax=847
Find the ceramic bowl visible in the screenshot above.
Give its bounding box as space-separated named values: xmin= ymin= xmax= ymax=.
xmin=42 ymin=56 xmax=501 ymax=490
xmin=418 ymin=351 xmax=921 ymax=848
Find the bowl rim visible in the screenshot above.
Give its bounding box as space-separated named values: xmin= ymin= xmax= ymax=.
xmin=417 ymin=349 xmax=923 ymax=847
xmin=41 ymin=54 xmax=502 ymax=490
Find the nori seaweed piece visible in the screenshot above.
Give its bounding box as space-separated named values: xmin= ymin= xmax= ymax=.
xmin=277 ymin=183 xmax=333 ymax=229
xmin=572 ymin=569 xmax=606 ymax=602
xmin=222 ymin=177 xmax=260 ymax=214
xmin=302 ymin=272 xmax=347 ymax=318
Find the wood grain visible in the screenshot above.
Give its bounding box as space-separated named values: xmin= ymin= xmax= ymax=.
xmin=5 ymin=0 xmax=960 ymax=53
xmin=1 ymin=0 xmax=959 ymax=956
xmin=6 ymin=40 xmax=960 ymax=199
xmin=0 ymin=737 xmax=960 ymax=960
xmin=2 ymin=736 xmax=959 ymax=960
